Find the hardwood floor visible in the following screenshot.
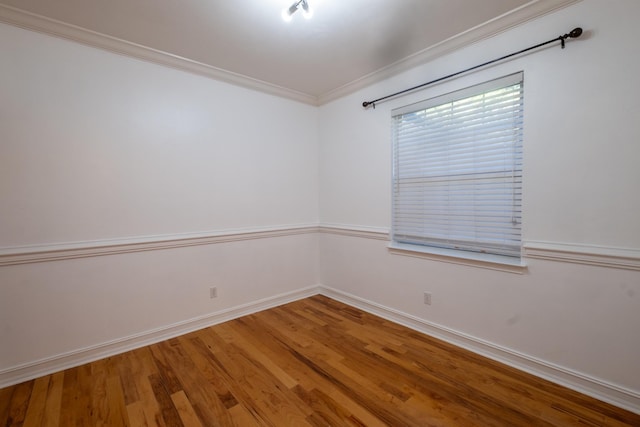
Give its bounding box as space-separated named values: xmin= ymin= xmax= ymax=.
xmin=2 ymin=295 xmax=639 ymax=426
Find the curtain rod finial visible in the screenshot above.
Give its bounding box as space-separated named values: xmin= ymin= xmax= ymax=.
xmin=569 ymin=27 xmax=583 ymax=38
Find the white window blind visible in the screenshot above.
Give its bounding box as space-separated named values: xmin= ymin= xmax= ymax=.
xmin=391 ymin=73 xmax=523 ymax=258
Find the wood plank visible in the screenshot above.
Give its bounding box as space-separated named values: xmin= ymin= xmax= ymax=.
xmin=0 ymin=386 xmax=13 ymax=426
xmin=116 ymin=352 xmax=140 ymax=406
xmin=170 ymin=390 xmax=203 ymax=427
xmin=148 ymin=373 xmax=183 ymax=427
xmin=21 ymin=376 xmax=50 ymax=427
xmin=292 ymin=384 xmax=368 ymax=427
xmin=227 ymin=402 xmax=263 ymax=426
xmin=104 ymin=375 xmax=130 ymax=427
xmin=126 ymin=348 xmax=167 ymax=427
xmin=153 ymin=337 xmax=236 ymax=426
xmin=58 ymin=364 xmax=94 ymax=426
xmin=125 ymin=401 xmax=149 ymax=427
xmin=214 ymin=321 xmax=299 ymax=389
xmin=222 ymin=313 xmax=390 ymax=426
xmin=195 ymin=330 xmax=315 ymax=427
xmin=2 ymin=380 xmax=33 ymax=426
xmin=89 ymin=357 xmax=109 ymax=427
xmin=39 ymin=371 xmax=64 ymax=427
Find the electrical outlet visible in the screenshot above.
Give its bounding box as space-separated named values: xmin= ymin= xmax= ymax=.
xmin=423 ymin=292 xmax=432 ymax=305
xmin=210 ymin=287 xmax=217 ymax=299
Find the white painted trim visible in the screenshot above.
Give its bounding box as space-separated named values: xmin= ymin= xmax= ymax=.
xmin=0 ymin=1 xmax=581 ymax=106
xmin=318 ymin=0 xmax=582 ymax=105
xmin=0 ymin=4 xmax=317 ymax=106
xmin=4 ymin=223 xmax=636 ymax=273
xmin=318 ymin=224 xmax=640 ymax=273
xmin=0 ymin=285 xmax=321 ymax=388
xmin=318 ymin=223 xmax=389 ymax=241
xmin=0 ymin=224 xmax=318 ymax=266
xmin=318 ymin=285 xmax=640 ymax=415
xmin=523 ymin=241 xmax=640 ymax=271
xmin=0 ymin=224 xmax=393 ymax=266
xmin=389 ymin=243 xmax=528 ymax=274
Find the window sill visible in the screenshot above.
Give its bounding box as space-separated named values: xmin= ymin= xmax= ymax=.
xmin=388 ymin=243 xmax=527 ymax=274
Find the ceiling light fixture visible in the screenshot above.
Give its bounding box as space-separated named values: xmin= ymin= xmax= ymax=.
xmin=282 ymin=0 xmax=312 ymax=22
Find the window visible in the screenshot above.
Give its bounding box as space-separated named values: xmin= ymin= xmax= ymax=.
xmin=391 ymin=73 xmax=523 ymax=260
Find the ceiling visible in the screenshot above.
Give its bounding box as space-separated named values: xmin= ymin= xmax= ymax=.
xmin=0 ymin=0 xmax=577 ymax=104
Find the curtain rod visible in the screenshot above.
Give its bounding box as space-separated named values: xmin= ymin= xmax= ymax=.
xmin=362 ymin=27 xmax=583 ymax=109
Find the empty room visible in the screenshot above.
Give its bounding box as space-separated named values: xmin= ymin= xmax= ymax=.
xmin=1 ymin=0 xmax=639 ymax=425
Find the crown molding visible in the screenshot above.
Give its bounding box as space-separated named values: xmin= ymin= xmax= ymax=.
xmin=317 ymin=0 xmax=582 ymax=105
xmin=1 ymin=1 xmax=581 ymax=107
xmin=0 ymin=3 xmax=318 ymax=106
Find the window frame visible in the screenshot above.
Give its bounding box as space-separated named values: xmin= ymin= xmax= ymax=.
xmin=389 ymin=73 xmax=526 ymax=272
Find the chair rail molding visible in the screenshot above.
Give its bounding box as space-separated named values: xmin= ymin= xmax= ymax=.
xmin=318 ymin=223 xmax=390 ymax=241
xmin=0 ymin=224 xmax=319 ymax=266
xmin=523 ymin=241 xmax=640 ymax=271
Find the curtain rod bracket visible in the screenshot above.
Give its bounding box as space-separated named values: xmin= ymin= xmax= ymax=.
xmin=561 ymin=27 xmax=583 ymax=49
xmin=362 ymin=27 xmax=583 ymax=109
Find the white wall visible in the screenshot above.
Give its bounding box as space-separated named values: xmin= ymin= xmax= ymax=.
xmin=0 ymin=22 xmax=319 ymax=377
xmin=0 ymin=24 xmax=319 ymax=246
xmin=1 ymin=0 xmax=639 ymax=413
xmin=319 ymin=0 xmax=640 ymax=405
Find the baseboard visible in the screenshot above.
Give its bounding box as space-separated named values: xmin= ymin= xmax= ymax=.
xmin=0 ymin=285 xmax=321 ymax=389
xmin=318 ymin=285 xmax=640 ymax=415
xmin=3 ymin=283 xmax=638 ymax=415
